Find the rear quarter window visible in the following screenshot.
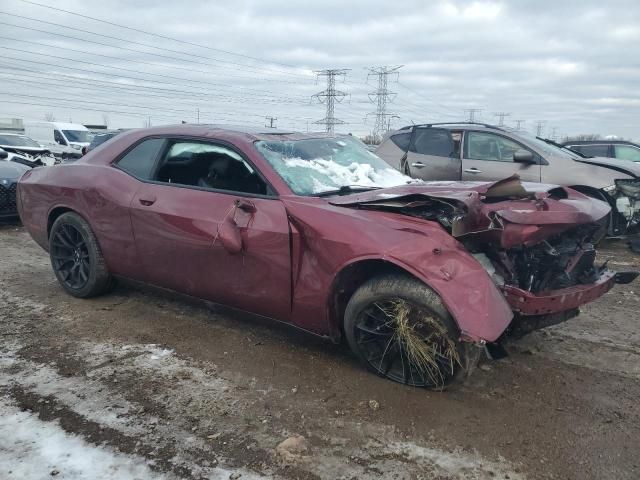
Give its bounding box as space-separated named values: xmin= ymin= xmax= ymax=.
xmin=115 ymin=138 xmax=164 ymax=180
xmin=390 ymin=132 xmax=411 ymax=151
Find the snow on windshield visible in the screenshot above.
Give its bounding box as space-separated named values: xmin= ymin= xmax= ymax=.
xmin=256 ymin=136 xmax=413 ymax=195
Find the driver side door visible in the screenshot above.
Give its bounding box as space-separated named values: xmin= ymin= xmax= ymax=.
xmin=461 ymin=131 xmax=541 ymax=182
xmin=117 ymin=137 xmax=292 ymax=322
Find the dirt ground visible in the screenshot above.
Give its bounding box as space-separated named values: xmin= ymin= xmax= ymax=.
xmin=1 ymin=221 xmax=639 ymax=480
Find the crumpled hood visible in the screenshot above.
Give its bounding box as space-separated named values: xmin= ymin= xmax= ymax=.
xmin=329 ymin=176 xmax=610 ymax=248
xmin=574 ymin=156 xmax=640 ymax=177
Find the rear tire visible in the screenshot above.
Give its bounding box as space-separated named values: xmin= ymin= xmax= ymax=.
xmin=344 ymin=274 xmax=475 ymax=390
xmin=49 ymin=212 xmax=113 ymax=298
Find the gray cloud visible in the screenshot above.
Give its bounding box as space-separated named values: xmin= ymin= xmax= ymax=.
xmin=0 ymin=0 xmax=638 ymax=139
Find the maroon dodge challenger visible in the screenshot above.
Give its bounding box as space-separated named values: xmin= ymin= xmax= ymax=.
xmin=17 ymin=125 xmax=637 ymax=389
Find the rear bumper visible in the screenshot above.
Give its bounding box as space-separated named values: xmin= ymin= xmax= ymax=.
xmin=503 ymin=271 xmax=616 ymax=316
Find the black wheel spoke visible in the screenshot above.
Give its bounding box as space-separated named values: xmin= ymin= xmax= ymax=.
xmin=52 ymin=222 xmax=91 ymax=290
xmin=354 ymin=297 xmax=459 ymax=388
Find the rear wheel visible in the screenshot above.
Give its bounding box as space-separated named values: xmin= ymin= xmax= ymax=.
xmin=49 ymin=212 xmax=113 ymax=298
xmin=344 ymin=275 xmax=474 ymax=389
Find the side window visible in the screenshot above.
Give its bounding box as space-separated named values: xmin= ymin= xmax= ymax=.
xmin=465 ymin=132 xmax=527 ymax=162
xmin=390 ymin=132 xmax=411 ymax=151
xmin=116 ymin=138 xmax=164 ymax=180
xmin=575 ymin=144 xmax=609 ymax=157
xmin=409 ymin=128 xmax=453 ymax=157
xmin=614 ymin=145 xmax=640 ymax=162
xmin=154 ymin=141 xmax=268 ymax=195
xmin=54 ymin=130 xmax=67 ymax=146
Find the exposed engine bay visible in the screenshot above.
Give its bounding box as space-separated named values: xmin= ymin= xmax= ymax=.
xmin=610 ymin=179 xmax=640 ymax=231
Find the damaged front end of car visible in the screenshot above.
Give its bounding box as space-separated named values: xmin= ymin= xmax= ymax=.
xmin=331 ymin=176 xmax=639 ymax=345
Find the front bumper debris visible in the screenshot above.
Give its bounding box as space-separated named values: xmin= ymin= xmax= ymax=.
xmin=502 ymin=271 xmax=616 ymax=315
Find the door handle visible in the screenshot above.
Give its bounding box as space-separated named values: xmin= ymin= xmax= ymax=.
xmin=235 ymin=199 xmax=256 ymax=213
xmin=464 ymin=168 xmax=482 ymax=174
xmin=138 ymin=196 xmax=156 ymax=206
xmin=411 ymin=162 xmax=426 ymax=168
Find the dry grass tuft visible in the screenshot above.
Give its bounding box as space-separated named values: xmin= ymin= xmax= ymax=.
xmin=378 ymin=299 xmax=461 ymax=387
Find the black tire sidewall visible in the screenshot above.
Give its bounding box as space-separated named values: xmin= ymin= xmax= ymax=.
xmin=49 ymin=212 xmax=110 ymax=298
xmin=344 ymin=274 xmax=466 ymax=388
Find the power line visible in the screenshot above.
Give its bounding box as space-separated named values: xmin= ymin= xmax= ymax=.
xmin=312 ymin=69 xmax=350 ymax=134
xmin=18 ymin=0 xmax=308 ymax=72
xmin=366 ymin=65 xmax=402 ymax=141
xmin=0 ymin=16 xmax=311 ymax=82
xmin=0 ymin=52 xmax=310 ymax=104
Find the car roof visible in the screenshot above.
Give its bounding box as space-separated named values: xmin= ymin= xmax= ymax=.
xmin=396 ymin=122 xmax=507 ymax=133
xmin=562 ymin=140 xmax=640 ymax=147
xmin=129 ymin=124 xmax=337 ymax=142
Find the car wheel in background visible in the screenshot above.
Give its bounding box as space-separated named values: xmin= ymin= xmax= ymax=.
xmin=49 ymin=212 xmax=114 ymax=298
xmin=344 ymin=274 xmax=476 ymax=389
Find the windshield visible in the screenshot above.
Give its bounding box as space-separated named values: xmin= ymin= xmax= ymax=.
xmin=62 ymin=130 xmax=90 ymax=143
xmin=0 ymin=134 xmax=41 ymax=148
xmin=506 ymin=129 xmax=582 ymax=159
xmin=255 ymin=136 xmax=412 ymax=195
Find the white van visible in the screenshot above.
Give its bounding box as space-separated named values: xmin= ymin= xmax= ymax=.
xmin=24 ymin=121 xmax=91 ymax=159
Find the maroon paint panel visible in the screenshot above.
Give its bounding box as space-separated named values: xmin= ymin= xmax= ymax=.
xmin=129 ymin=182 xmax=292 ymax=322
xmin=282 ymin=198 xmax=513 ymax=342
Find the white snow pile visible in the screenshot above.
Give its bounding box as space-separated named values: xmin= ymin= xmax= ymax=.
xmin=281 ymin=157 xmax=411 ymax=194
xmin=0 ymin=399 xmax=169 ymax=480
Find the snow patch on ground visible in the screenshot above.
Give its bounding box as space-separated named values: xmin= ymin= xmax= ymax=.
xmin=0 ymin=399 xmax=169 ymax=480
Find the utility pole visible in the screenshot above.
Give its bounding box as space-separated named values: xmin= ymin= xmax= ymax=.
xmin=312 ymin=69 xmax=350 ymax=134
xmin=494 ymin=112 xmax=511 ymax=126
xmin=265 ymin=116 xmax=277 ymax=129
xmin=535 ymin=120 xmax=546 ymax=137
xmin=366 ymin=65 xmax=402 ymax=142
xmin=515 ymin=119 xmax=525 ymax=130
xmin=465 ymin=109 xmax=482 ymax=122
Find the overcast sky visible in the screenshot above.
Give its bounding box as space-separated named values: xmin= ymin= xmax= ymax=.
xmin=0 ymin=0 xmax=638 ymax=140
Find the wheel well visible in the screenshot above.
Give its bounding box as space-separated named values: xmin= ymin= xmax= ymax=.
xmin=47 ymin=207 xmax=73 ymax=238
xmin=328 ymin=259 xmax=416 ymax=341
xmin=569 ymin=185 xmax=620 ymax=235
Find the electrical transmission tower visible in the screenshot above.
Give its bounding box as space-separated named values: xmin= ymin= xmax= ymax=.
xmin=366 ymin=65 xmax=402 ymax=142
xmin=514 ymin=119 xmax=525 ymax=130
xmin=465 ymin=109 xmax=482 ymax=122
xmin=535 ymin=120 xmax=546 ymax=137
xmin=551 ymin=127 xmax=558 ymax=140
xmin=311 ymin=69 xmax=350 ymax=134
xmin=265 ymin=116 xmax=277 ymax=129
xmin=494 ymin=112 xmax=511 ymax=126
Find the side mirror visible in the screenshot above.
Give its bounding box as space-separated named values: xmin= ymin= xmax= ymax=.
xmin=0 ymin=148 xmax=7 ymax=160
xmin=513 ymin=149 xmax=535 ymax=163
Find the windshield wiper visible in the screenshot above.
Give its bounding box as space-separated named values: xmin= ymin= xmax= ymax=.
xmin=314 ymin=185 xmax=382 ymax=197
xmin=536 ymin=136 xmax=586 ymax=158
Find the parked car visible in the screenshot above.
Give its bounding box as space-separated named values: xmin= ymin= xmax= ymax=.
xmin=81 ymin=130 xmax=127 ymax=156
xmin=376 ymin=123 xmax=640 ymax=236
xmin=24 ymin=121 xmax=90 ymax=160
xmin=0 ymin=148 xmax=30 ymax=218
xmin=17 ymin=125 xmax=637 ymax=388
xmin=562 ymin=140 xmax=640 ymax=163
xmin=0 ymin=132 xmax=56 ymax=167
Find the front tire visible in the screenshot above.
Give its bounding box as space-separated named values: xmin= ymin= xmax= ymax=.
xmin=344 ymin=275 xmax=473 ymax=389
xmin=49 ymin=212 xmax=113 ymax=298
